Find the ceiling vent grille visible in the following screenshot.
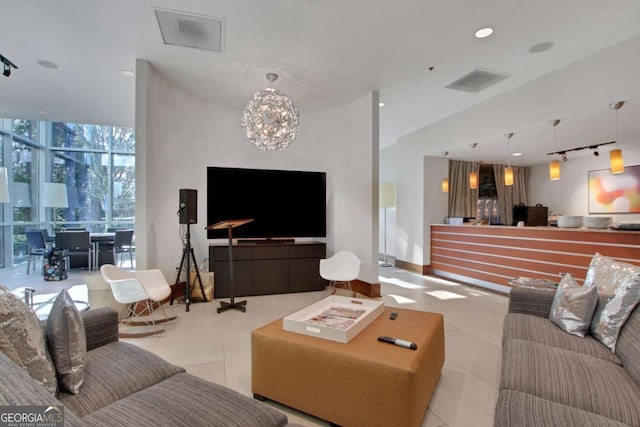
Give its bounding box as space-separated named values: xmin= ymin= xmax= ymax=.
xmin=445 ymin=68 xmax=510 ymax=93
xmin=154 ymin=8 xmax=225 ymax=53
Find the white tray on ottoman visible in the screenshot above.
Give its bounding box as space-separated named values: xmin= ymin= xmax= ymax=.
xmin=283 ymin=295 xmax=384 ymax=343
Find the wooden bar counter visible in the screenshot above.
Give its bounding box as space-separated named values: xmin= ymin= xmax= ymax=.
xmin=429 ymin=224 xmax=640 ymax=293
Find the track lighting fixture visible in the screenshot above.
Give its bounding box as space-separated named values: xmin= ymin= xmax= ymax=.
xmin=547 ymin=141 xmax=614 ymax=159
xmin=0 ymin=54 xmax=18 ymax=78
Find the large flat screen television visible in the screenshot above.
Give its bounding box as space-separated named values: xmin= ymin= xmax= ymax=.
xmin=207 ymin=167 xmax=326 ymax=239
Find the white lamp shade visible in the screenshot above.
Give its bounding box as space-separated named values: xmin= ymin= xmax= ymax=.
xmin=610 ymin=149 xmax=624 ymax=174
xmin=469 ymin=171 xmax=478 ymax=189
xmin=0 ymin=167 xmax=9 ymax=203
xmin=442 ymin=178 xmax=449 ymax=193
xmin=549 ymin=160 xmax=560 ymax=181
xmin=504 ymin=167 xmax=514 ymax=186
xmin=42 ymin=183 xmax=69 ymax=208
xmin=379 ymin=182 xmax=396 ymax=208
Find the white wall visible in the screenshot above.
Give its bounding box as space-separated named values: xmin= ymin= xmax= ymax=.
xmin=379 ymin=142 xmax=448 ymax=267
xmin=379 ymin=148 xmax=397 ymax=260
xmin=423 ymin=156 xmax=449 ymax=264
xmin=530 ymin=146 xmax=640 ymax=221
xmin=136 ymin=61 xmax=380 ymax=284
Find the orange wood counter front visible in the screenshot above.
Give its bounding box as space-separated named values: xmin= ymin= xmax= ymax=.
xmin=429 ymin=224 xmax=640 ymax=292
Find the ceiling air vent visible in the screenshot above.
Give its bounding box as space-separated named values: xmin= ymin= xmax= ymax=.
xmin=445 ymin=68 xmax=510 ymax=93
xmin=154 ymin=8 xmax=225 ymax=53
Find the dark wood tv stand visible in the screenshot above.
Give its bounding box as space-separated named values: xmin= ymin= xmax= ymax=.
xmin=209 ymin=242 xmax=327 ymax=298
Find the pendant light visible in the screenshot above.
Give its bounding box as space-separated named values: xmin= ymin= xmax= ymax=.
xmin=441 ymin=151 xmax=449 ymax=193
xmin=241 ymin=73 xmax=300 ymax=151
xmin=609 ymin=101 xmax=624 ymax=174
xmin=549 ymin=120 xmax=561 ymax=181
xmin=504 ymin=133 xmax=514 ymax=186
xmin=469 ymin=143 xmax=478 ymax=189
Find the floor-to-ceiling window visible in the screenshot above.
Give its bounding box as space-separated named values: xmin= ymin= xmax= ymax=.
xmin=0 ymin=117 xmax=135 ymax=268
xmin=0 ymin=132 xmax=6 ymax=268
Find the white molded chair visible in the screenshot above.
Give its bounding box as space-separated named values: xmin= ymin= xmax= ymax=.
xmin=319 ymin=251 xmax=361 ymax=297
xmin=100 ymin=264 xmax=176 ymax=337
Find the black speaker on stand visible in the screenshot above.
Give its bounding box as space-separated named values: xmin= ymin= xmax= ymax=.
xmin=178 ymin=188 xmax=197 ymax=225
xmin=170 ymin=189 xmax=206 ymax=312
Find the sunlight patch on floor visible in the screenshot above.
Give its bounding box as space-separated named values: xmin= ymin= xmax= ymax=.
xmin=425 ymin=290 xmax=467 ymax=300
xmin=468 ymin=289 xmax=491 ymax=297
xmin=386 ymin=294 xmax=417 ymax=304
xmin=425 ymin=276 xmax=462 ymax=287
xmin=379 ymin=276 xmax=426 ymax=290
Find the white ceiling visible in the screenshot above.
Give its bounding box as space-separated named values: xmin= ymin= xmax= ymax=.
xmin=1 ymin=0 xmax=639 ymax=166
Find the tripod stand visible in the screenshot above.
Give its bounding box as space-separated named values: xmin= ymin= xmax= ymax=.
xmin=170 ymin=223 xmax=207 ymax=312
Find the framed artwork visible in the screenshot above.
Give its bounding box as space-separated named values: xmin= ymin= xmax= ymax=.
xmin=588 ymin=165 xmax=640 ymax=214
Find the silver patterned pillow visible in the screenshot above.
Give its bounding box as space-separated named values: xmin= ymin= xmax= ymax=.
xmin=585 ymin=253 xmax=640 ymax=351
xmin=0 ymin=290 xmax=58 ymax=395
xmin=550 ymin=273 xmax=598 ymax=337
xmin=46 ymin=289 xmax=87 ymax=394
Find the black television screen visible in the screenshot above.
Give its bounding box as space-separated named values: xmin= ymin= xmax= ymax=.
xmin=206 ymin=167 xmax=326 ymax=239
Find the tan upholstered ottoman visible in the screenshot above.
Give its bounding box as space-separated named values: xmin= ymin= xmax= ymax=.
xmin=251 ymin=307 xmax=444 ymax=427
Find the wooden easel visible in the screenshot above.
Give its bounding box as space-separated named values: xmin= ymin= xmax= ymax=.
xmin=206 ymin=219 xmax=254 ymax=313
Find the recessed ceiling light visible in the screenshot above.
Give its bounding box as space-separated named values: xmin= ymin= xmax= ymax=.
xmin=474 ymin=27 xmax=494 ymax=39
xmin=37 ymin=110 xmax=49 ymax=115
xmin=120 ymin=69 xmax=135 ymax=77
xmin=512 ymin=152 xmax=523 ymax=157
xmin=37 ymin=60 xmax=59 ymax=70
xmin=379 ymin=102 xmax=385 ymax=108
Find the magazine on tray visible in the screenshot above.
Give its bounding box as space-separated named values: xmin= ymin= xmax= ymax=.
xmin=304 ymin=305 xmax=367 ymax=330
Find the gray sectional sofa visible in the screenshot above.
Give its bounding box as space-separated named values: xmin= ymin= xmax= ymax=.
xmin=0 ymin=307 xmax=291 ymax=427
xmin=495 ymin=286 xmax=640 ymax=426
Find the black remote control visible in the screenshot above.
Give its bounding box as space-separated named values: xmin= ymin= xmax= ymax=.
xmin=390 ymin=312 xmax=397 ymax=320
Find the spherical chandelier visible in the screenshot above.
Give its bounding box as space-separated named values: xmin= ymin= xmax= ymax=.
xmin=241 ymin=73 xmax=300 ymax=151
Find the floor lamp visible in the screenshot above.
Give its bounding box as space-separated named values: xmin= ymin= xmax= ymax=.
xmin=42 ymin=183 xmax=68 ymax=233
xmin=380 ymin=181 xmax=396 ymax=267
xmin=0 ymin=167 xmax=9 ymax=204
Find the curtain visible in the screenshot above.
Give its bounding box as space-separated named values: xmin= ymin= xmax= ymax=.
xmin=494 ymin=164 xmax=530 ymax=225
xmin=448 ymin=160 xmax=477 ymax=217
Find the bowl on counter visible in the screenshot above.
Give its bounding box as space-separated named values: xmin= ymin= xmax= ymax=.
xmin=583 ymin=216 xmax=612 ymax=229
xmin=557 ymin=215 xmax=583 ymax=228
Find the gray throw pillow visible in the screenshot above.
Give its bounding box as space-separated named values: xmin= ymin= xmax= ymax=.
xmin=46 ymin=289 xmax=87 ymax=394
xmin=549 ymin=273 xmax=598 ymax=337
xmin=0 ymin=290 xmax=58 ymax=395
xmin=585 ymin=253 xmax=640 ymax=351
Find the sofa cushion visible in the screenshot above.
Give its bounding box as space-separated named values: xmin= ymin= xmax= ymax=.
xmin=495 ymin=389 xmax=631 ymax=427
xmin=58 ymin=341 xmax=184 ymax=417
xmin=82 ymin=372 xmax=288 ymax=427
xmin=46 ymin=289 xmax=87 ymax=394
xmin=585 ymin=253 xmax=640 ymax=352
xmin=503 ymin=313 xmax=620 ymax=364
xmin=0 ymin=351 xmax=85 ymax=426
xmin=550 ymin=273 xmax=598 ymax=337
xmin=500 ymin=339 xmax=640 ymax=425
xmin=0 ymin=290 xmax=58 ymax=395
xmin=615 ymin=305 xmax=640 ymax=386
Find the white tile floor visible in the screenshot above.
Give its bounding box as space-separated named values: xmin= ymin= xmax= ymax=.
xmin=0 ymin=264 xmax=508 ymax=427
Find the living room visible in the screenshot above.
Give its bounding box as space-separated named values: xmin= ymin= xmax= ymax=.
xmin=1 ymin=2 xmax=640 ymax=427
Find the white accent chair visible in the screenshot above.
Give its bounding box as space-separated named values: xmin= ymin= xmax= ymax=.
xmin=319 ymin=251 xmax=361 ymax=297
xmin=100 ymin=264 xmax=176 ymax=337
